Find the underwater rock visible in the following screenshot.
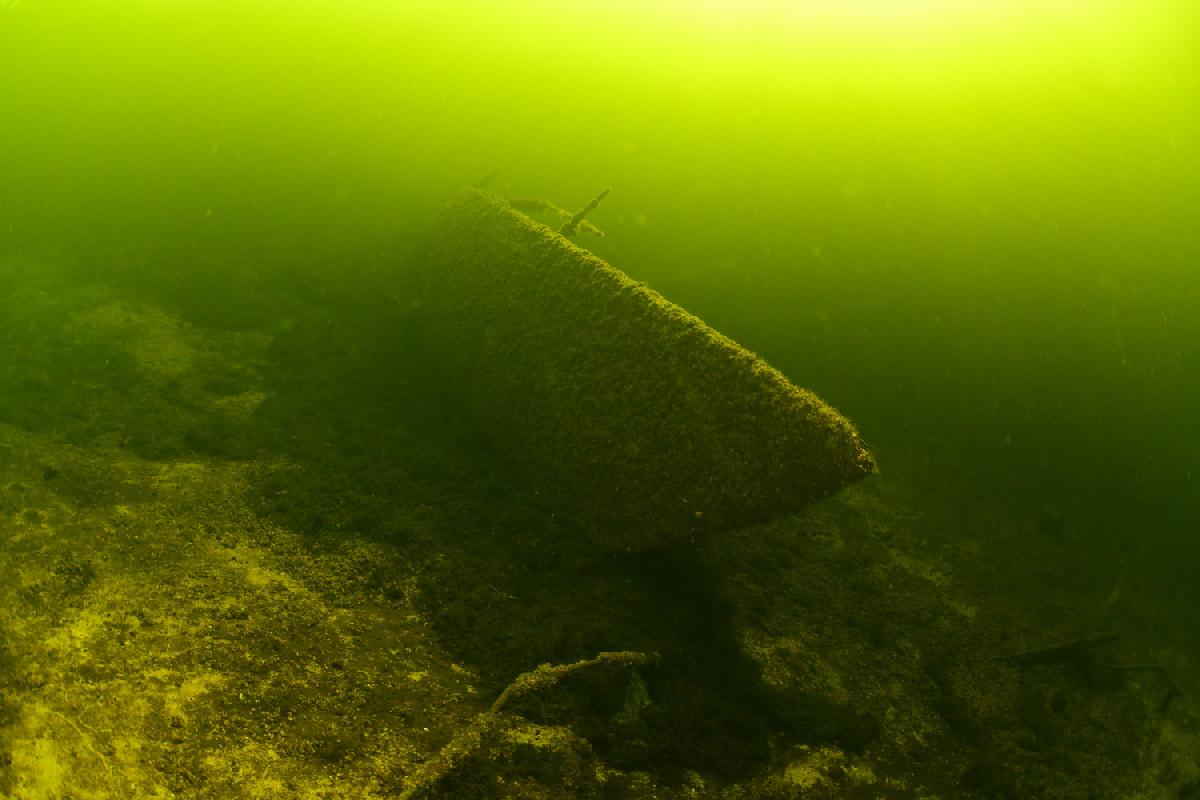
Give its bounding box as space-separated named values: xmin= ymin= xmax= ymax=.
xmin=413 ymin=188 xmax=874 ymax=550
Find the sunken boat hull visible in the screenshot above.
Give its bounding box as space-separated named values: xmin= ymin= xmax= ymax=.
xmin=414 ymin=188 xmax=875 ymax=550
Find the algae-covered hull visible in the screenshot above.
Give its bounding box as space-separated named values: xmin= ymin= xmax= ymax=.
xmin=416 ymin=188 xmax=874 ymax=549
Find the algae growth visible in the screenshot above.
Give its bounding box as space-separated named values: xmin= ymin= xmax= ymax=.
xmin=412 ymin=189 xmax=874 ymax=551
xmin=2 ymin=0 xmax=1198 ymax=796
xmin=0 ymin=251 xmax=1196 ymax=798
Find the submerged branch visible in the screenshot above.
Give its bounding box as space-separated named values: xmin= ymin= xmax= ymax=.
xmin=398 ymin=650 xmax=658 ymax=800
xmin=1001 ymin=631 xmax=1122 ymax=667
xmin=1001 ymin=631 xmax=1184 ymax=712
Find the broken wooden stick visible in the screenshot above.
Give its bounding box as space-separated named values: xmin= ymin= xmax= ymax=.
xmin=558 ymin=188 xmax=610 ymax=237
xmin=1001 ymin=631 xmax=1183 ymax=712
xmin=399 ymin=650 xmax=657 ymax=800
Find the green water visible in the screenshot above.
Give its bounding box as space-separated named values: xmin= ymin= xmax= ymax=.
xmin=4 ymin=0 xmax=1195 ymax=533
xmin=2 ymin=1 xmax=1198 ymax=796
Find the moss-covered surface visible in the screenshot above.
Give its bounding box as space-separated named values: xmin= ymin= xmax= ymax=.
xmin=412 ymin=189 xmax=874 ymax=551
xmin=1 ymin=249 xmax=1198 ymax=798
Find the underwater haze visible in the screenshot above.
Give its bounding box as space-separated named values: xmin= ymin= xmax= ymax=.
xmin=2 ymin=0 xmax=1199 ymax=797
xmin=4 ymin=0 xmax=1197 ymax=534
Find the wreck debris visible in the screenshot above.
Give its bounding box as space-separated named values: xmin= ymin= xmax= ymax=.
xmin=558 ymin=188 xmax=610 ymax=237
xmin=506 ymin=196 xmax=606 ymax=237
